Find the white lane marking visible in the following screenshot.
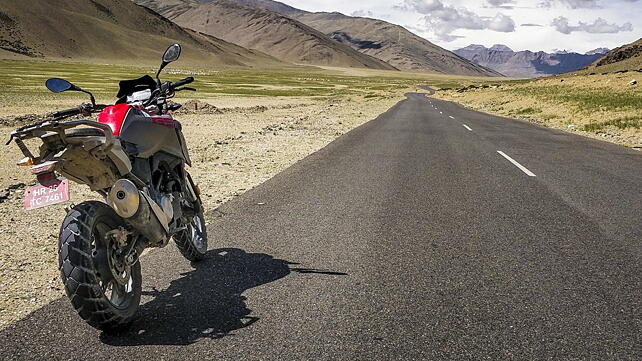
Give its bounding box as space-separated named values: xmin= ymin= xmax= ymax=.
xmin=462 ymin=124 xmax=472 ymax=131
xmin=497 ymin=151 xmax=536 ymax=177
xmin=449 ymin=116 xmax=455 ymax=119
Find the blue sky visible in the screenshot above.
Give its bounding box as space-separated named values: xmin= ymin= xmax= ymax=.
xmin=285 ymin=0 xmax=642 ymax=53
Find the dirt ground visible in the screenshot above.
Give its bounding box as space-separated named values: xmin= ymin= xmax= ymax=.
xmin=0 ymin=93 xmax=405 ymax=328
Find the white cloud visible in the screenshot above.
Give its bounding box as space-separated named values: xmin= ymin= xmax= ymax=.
xmin=486 ymin=0 xmax=516 ymax=8
xmin=549 ymin=0 xmax=600 ymax=8
xmin=552 ymin=16 xmax=633 ymax=33
xmin=539 ymin=0 xmax=640 ymax=8
xmin=400 ymin=0 xmax=516 ymax=41
xmin=284 ymin=0 xmax=642 ymax=52
xmin=397 ymin=0 xmax=443 ymax=13
xmin=487 ymin=13 xmax=516 ymax=31
xmin=351 ymin=9 xmax=374 ymax=17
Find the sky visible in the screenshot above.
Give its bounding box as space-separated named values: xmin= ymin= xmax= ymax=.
xmin=284 ymin=0 xmax=642 ymax=53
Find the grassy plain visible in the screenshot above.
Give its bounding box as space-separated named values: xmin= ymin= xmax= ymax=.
xmin=0 ymin=59 xmax=489 ymax=116
xmin=434 ymin=72 xmax=642 ymax=147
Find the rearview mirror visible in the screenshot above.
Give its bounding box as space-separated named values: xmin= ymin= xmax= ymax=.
xmin=162 ymin=44 xmax=181 ymax=64
xmin=156 ymin=44 xmax=182 ymax=84
xmin=44 ymin=78 xmax=96 ymax=105
xmin=45 ymin=78 xmax=77 ymax=93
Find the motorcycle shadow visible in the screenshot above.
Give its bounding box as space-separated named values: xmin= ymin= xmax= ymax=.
xmin=100 ymin=248 xmax=346 ymax=346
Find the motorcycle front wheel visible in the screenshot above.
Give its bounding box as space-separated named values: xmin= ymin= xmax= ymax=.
xmin=174 ymin=209 xmax=208 ymax=262
xmin=58 ymin=201 xmax=141 ymax=333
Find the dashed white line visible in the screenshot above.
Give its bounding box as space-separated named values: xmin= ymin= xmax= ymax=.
xmin=462 ymin=124 xmax=472 ymax=131
xmin=497 ymin=151 xmax=536 ymax=177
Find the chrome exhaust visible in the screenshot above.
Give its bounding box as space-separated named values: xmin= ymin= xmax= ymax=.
xmin=107 ymin=179 xmax=169 ymax=246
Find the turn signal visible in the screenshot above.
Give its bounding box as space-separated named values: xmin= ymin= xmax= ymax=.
xmin=17 ymin=157 xmax=34 ymax=167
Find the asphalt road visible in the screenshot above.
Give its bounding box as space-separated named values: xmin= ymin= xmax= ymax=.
xmin=1 ymin=92 xmax=640 ymax=360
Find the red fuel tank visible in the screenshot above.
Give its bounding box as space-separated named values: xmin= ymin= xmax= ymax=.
xmin=97 ymin=104 xmax=132 ymax=136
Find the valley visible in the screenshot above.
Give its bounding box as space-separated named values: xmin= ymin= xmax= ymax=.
xmin=0 ymin=1 xmax=640 ymax=358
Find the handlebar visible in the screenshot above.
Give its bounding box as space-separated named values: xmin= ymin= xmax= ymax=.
xmin=52 ymin=107 xmax=82 ymax=118
xmin=172 ymin=77 xmax=194 ymax=89
xmin=51 ymin=104 xmax=107 ymax=119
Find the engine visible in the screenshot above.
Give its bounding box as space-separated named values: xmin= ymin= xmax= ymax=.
xmin=107 ymin=152 xmax=188 ymax=247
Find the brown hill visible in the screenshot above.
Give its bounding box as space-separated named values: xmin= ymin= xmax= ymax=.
xmin=0 ymin=0 xmax=286 ymax=68
xmin=590 ymin=38 xmax=642 ymax=72
xmin=225 ymin=0 xmax=305 ymax=16
xmin=227 ymin=0 xmax=500 ymax=76
xmin=292 ymin=12 xmax=501 ymax=76
xmin=135 ymin=0 xmax=396 ymax=70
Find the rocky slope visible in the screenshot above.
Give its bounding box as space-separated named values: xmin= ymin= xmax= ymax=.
xmin=292 ymin=12 xmax=500 ymax=76
xmin=0 ymin=0 xmax=288 ymax=67
xmin=228 ymin=0 xmax=305 ymax=16
xmin=454 ymin=44 xmax=608 ymax=78
xmin=135 ymin=0 xmax=396 ymax=70
xmin=590 ymin=38 xmax=642 ymax=72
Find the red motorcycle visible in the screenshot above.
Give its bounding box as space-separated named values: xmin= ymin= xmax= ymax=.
xmin=8 ymin=44 xmax=207 ymax=332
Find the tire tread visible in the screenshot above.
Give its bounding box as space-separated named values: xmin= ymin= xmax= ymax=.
xmin=58 ymin=201 xmax=141 ymax=333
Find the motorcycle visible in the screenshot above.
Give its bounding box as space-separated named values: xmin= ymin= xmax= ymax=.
xmin=7 ymin=44 xmax=207 ymax=332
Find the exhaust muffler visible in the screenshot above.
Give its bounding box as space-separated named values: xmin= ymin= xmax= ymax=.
xmin=107 ymin=179 xmax=169 ymax=246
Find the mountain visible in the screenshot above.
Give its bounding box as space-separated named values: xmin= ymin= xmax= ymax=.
xmin=0 ymin=0 xmax=286 ymax=68
xmin=586 ymin=48 xmax=610 ymax=56
xmin=454 ymin=44 xmax=608 ymax=78
xmin=137 ymin=0 xmax=500 ymax=76
xmin=236 ymin=0 xmax=500 ymax=76
xmin=590 ymin=38 xmax=642 ymax=72
xmin=490 ymin=44 xmax=512 ymax=52
xmin=134 ymin=0 xmax=396 ymax=70
xmin=229 ymin=0 xmax=305 ymax=16
xmin=291 ymin=12 xmax=501 ymax=76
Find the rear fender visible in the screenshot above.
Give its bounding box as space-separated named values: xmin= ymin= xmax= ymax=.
xmin=55 ymin=147 xmax=120 ymax=191
xmin=67 ymin=135 xmax=132 ymax=176
xmin=41 ymin=133 xmax=132 ymax=191
xmin=12 ymin=119 xmax=133 ymax=192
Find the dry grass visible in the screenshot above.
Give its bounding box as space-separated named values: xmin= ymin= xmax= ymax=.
xmin=433 ymin=72 xmax=642 ymax=147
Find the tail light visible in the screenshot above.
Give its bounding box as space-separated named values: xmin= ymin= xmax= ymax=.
xmin=36 ymin=172 xmax=58 ymax=185
xmin=17 ymin=157 xmax=35 ymax=167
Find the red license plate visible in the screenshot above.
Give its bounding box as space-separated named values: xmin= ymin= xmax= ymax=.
xmin=24 ymin=179 xmax=70 ymax=210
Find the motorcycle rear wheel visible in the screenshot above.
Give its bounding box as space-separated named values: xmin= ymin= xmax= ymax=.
xmin=58 ymin=201 xmax=141 ymax=333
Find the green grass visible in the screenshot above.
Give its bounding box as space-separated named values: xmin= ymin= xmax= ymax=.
xmin=515 ymin=107 xmax=540 ymax=115
xmin=509 ymin=85 xmax=642 ymax=111
xmin=583 ymin=116 xmax=642 ymax=132
xmin=0 ymin=60 xmax=488 ymax=105
xmin=0 ymin=59 xmax=489 ymax=110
